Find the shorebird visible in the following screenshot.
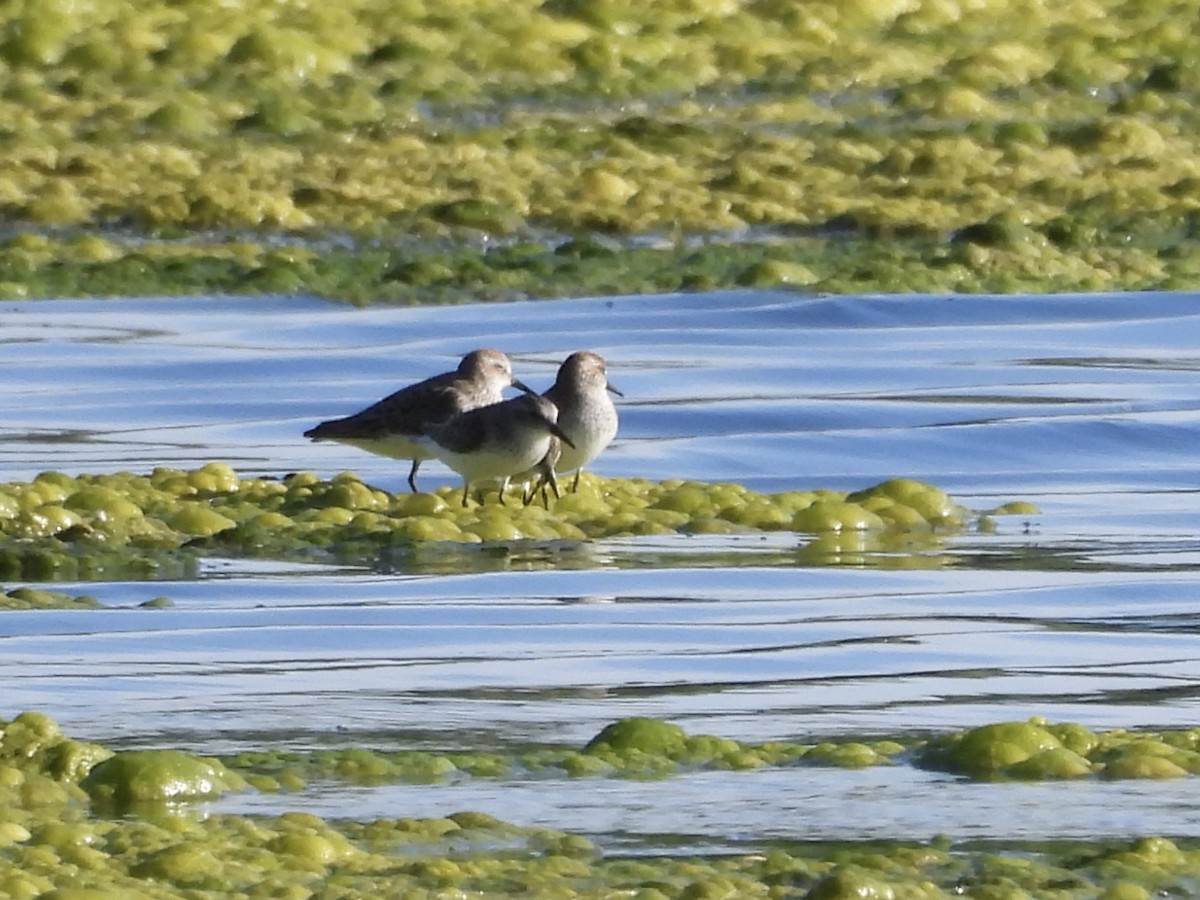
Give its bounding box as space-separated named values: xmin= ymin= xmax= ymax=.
xmin=520 ymin=351 xmax=621 ymax=503
xmin=421 ymin=393 xmax=575 ymax=507
xmin=303 ymin=348 xmax=532 ymax=492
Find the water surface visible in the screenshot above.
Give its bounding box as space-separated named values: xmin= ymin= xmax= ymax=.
xmin=1 ymin=290 xmax=1198 ymax=849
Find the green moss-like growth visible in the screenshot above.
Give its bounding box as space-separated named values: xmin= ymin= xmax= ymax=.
xmin=4 ymin=712 xmax=1200 ymax=897
xmin=583 ymin=717 xmax=689 ymax=757
xmin=0 ymin=465 xmax=1033 ymax=579
xmin=0 ymin=1 xmax=1192 ymax=300
xmin=932 ymin=720 xmax=1067 ymax=779
xmin=223 ymin=718 xmax=908 ymax=787
xmin=81 ymin=749 xmax=247 ymax=808
xmin=0 ymin=585 xmax=102 ymax=609
xmin=577 ymin=719 xmax=905 ymax=776
xmin=918 ymin=719 xmax=1200 ymax=781
xmin=1096 ymin=737 xmax=1200 ymax=779
xmin=0 ymin=711 xmax=112 ymax=783
xmin=806 ymin=866 xmax=901 ymax=900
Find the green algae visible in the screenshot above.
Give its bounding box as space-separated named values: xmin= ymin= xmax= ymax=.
xmin=4 ymin=711 xmax=1200 ymax=897
xmin=3 ymin=225 xmax=1200 ymax=305
xmin=585 ymin=717 xmax=691 ymax=756
xmin=0 ymin=712 xmax=112 ymax=785
xmin=219 ymin=717 xmax=899 ymax=789
xmin=918 ymin=718 xmax=1200 ymax=781
xmin=0 ymin=464 xmax=1029 ymax=579
xmin=0 ymin=2 xmax=1196 ymax=299
xmin=0 ymin=585 xmax=101 ymax=610
xmin=220 ymin=719 xmax=824 ymax=788
xmin=217 ymin=717 xmax=1200 ymax=791
xmin=82 ymin=750 xmax=248 ymax=811
xmin=4 ymin=824 xmax=1199 ymax=900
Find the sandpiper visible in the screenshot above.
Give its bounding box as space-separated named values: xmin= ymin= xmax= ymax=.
xmin=422 ymin=393 xmax=575 ymax=507
xmin=303 ymin=348 xmax=532 ymax=492
xmin=524 ymin=351 xmax=621 ymax=499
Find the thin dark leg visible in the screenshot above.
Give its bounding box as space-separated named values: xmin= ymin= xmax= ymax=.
xmin=408 ymin=460 xmax=421 ymax=493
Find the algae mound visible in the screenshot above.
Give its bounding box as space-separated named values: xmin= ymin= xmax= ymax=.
xmin=82 ymin=750 xmax=249 ymax=809
xmin=0 ymin=464 xmax=1035 ymax=579
xmin=917 ymin=718 xmax=1200 ymax=781
xmin=0 ymin=711 xmax=112 ymax=783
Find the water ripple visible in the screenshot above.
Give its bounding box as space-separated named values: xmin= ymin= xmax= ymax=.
xmin=2 ymin=290 xmax=1200 ymax=846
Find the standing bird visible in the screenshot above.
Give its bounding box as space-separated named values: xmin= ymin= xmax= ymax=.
xmin=421 ymin=393 xmax=575 ymax=508
xmin=303 ymin=349 xmax=532 ymax=493
xmin=524 ymin=351 xmax=621 ymax=502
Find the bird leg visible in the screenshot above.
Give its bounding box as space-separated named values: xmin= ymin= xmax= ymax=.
xmin=544 ymin=468 xmax=562 ymax=505
xmin=522 ymin=466 xmax=561 ymax=509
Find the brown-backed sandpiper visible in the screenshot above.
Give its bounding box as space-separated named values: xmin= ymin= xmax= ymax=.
xmin=421 ymin=393 xmax=575 ymax=507
xmin=304 ymin=348 xmax=532 ymax=492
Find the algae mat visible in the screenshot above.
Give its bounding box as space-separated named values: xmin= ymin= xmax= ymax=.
xmin=3 ymin=1 xmax=1200 ymax=299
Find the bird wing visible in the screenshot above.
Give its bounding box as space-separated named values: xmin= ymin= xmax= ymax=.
xmin=305 ymin=372 xmax=463 ymax=440
xmin=430 ymin=405 xmax=491 ymax=454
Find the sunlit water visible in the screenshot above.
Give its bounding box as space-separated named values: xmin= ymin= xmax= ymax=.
xmin=1 ymin=290 xmax=1199 ymax=849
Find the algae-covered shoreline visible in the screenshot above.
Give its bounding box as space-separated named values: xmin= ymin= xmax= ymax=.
xmin=1 ymin=0 xmax=1200 ymax=302
xmin=5 ymin=709 xmax=1200 ymax=898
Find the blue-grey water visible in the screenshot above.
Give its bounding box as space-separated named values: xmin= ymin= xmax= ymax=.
xmin=1 ymin=290 xmax=1199 ymax=850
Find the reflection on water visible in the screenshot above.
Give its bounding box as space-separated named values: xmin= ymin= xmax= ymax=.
xmin=1 ymin=290 xmax=1200 ymax=848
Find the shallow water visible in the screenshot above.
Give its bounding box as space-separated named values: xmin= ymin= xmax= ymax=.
xmin=1 ymin=290 xmax=1199 ymax=849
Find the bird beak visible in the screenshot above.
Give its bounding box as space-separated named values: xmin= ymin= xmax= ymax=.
xmin=512 ymin=379 xmax=536 ymax=395
xmin=607 ymin=381 xmax=624 ymax=397
xmin=550 ymin=422 xmax=576 ymax=449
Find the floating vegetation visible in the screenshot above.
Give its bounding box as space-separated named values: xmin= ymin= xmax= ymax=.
xmin=0 ymin=2 xmax=1197 ymax=299
xmin=216 ymin=716 xmax=1200 ymax=790
xmin=82 ymin=750 xmax=248 ymax=812
xmin=0 ymin=464 xmax=1035 ymax=578
xmin=0 ymin=585 xmax=101 ymax=610
xmin=918 ymin=719 xmax=1200 ymax=781
xmin=3 ymin=711 xmax=1200 ymax=897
